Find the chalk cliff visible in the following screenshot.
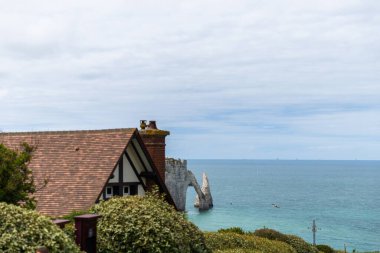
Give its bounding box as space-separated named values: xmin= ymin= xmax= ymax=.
xmin=165 ymin=158 xmax=213 ymax=211
xmin=194 ymin=173 xmax=213 ymax=210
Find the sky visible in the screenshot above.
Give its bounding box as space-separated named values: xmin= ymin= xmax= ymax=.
xmin=0 ymin=0 xmax=379 ymax=159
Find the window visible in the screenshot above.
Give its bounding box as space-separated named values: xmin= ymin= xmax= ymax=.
xmin=105 ymin=187 xmax=113 ymax=198
xmin=113 ymin=186 xmax=120 ymax=196
xmin=130 ymin=185 xmax=138 ymax=195
xmin=123 ymin=186 xmax=129 ymax=196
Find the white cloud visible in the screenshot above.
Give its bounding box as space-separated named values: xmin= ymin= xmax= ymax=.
xmin=0 ymin=0 xmax=379 ymax=158
xmin=0 ymin=88 xmax=8 ymax=98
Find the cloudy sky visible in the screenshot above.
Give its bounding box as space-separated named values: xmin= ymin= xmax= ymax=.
xmin=1 ymin=0 xmax=379 ymax=159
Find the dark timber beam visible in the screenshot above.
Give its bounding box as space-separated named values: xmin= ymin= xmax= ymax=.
xmin=139 ymin=171 xmax=156 ymax=178
xmin=131 ymin=141 xmax=149 ymax=172
xmin=118 ymin=156 xmax=123 ymax=196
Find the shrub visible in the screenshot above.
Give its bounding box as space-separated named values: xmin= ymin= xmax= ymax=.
xmin=316 ymin=244 xmax=335 ymax=253
xmin=218 ymin=227 xmax=246 ymax=235
xmin=61 ymin=209 xmax=89 ymax=222
xmin=213 ymin=249 xmax=262 ymax=253
xmin=253 ymin=228 xmax=318 ymax=253
xmin=61 ymin=222 xmax=76 ymax=241
xmin=60 ymin=209 xmax=89 ymax=240
xmin=285 ymin=235 xmax=318 ymax=253
xmin=0 ymin=202 xmax=80 ymax=253
xmin=91 ymin=190 xmax=210 ymax=253
xmin=253 ymin=228 xmax=289 ymax=242
xmin=205 ymin=231 xmax=297 ymax=253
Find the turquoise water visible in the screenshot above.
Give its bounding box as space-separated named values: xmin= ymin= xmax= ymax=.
xmin=185 ymin=160 xmax=380 ymax=252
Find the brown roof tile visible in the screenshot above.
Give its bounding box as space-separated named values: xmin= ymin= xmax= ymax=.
xmin=0 ymin=128 xmax=136 ymax=217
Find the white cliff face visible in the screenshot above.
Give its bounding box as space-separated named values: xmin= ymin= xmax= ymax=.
xmin=165 ymin=158 xmax=213 ymax=211
xmin=165 ymin=158 xmax=190 ymax=211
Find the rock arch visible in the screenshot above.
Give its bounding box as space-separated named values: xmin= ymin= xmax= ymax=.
xmin=165 ymin=158 xmax=213 ymax=211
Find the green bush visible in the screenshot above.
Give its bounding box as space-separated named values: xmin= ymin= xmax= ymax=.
xmin=316 ymin=244 xmax=335 ymax=253
xmin=218 ymin=227 xmax=246 ymax=235
xmin=61 ymin=209 xmax=89 ymax=222
xmin=285 ymin=235 xmax=318 ymax=253
xmin=253 ymin=228 xmax=318 ymax=253
xmin=213 ymin=249 xmax=262 ymax=253
xmin=60 ymin=209 xmax=89 ymax=240
xmin=0 ymin=202 xmax=80 ymax=253
xmin=205 ymin=231 xmax=297 ymax=253
xmin=91 ymin=191 xmax=210 ymax=253
xmin=61 ymin=222 xmax=76 ymax=241
xmin=253 ymin=228 xmax=289 ymax=242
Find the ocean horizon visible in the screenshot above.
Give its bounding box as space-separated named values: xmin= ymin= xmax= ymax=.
xmin=185 ymin=159 xmax=380 ymax=252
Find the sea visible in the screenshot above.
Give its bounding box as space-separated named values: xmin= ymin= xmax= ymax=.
xmin=185 ymin=160 xmax=380 ymax=252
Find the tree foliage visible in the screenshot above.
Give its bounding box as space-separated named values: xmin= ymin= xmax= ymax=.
xmin=91 ymin=189 xmax=210 ymax=253
xmin=0 ymin=143 xmax=36 ymax=209
xmin=0 ymin=202 xmax=81 ymax=253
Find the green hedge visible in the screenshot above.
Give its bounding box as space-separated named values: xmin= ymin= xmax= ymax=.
xmin=205 ymin=231 xmax=297 ymax=253
xmin=0 ymin=203 xmax=80 ymax=253
xmin=253 ymin=228 xmax=318 ymax=253
xmin=316 ymin=244 xmax=335 ymax=253
xmin=218 ymin=227 xmax=246 ymax=235
xmin=213 ymin=249 xmax=262 ymax=253
xmin=252 ymin=228 xmax=289 ymax=242
xmin=91 ymin=190 xmax=210 ymax=253
xmin=60 ymin=209 xmax=90 ymax=240
xmin=286 ymin=235 xmax=318 ymax=253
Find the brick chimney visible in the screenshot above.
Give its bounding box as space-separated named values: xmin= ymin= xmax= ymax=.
xmin=139 ymin=120 xmax=170 ymax=182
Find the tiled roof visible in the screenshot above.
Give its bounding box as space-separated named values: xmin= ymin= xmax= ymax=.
xmin=0 ymin=128 xmax=136 ymax=217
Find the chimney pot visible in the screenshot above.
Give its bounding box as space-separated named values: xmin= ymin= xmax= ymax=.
xmin=147 ymin=120 xmax=157 ymax=129
xmin=139 ymin=121 xmax=169 ymax=183
xmin=140 ymin=120 xmax=147 ymax=130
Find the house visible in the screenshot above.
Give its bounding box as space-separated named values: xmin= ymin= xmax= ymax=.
xmin=0 ymin=122 xmax=176 ymax=217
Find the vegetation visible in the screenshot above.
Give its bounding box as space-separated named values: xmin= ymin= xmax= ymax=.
xmin=0 ymin=143 xmax=36 ymax=209
xmin=218 ymin=227 xmax=246 ymax=235
xmin=0 ymin=143 xmax=371 ymax=253
xmin=252 ymin=228 xmax=289 ymax=242
xmin=61 ymin=209 xmax=89 ymax=222
xmin=285 ymin=235 xmax=318 ymax=253
xmin=253 ymin=228 xmax=318 ymax=253
xmin=91 ymin=189 xmax=210 ymax=253
xmin=0 ymin=202 xmax=80 ymax=253
xmin=205 ymin=231 xmax=296 ymax=253
xmin=60 ymin=209 xmax=90 ymax=239
xmin=316 ymin=244 xmax=335 ymax=253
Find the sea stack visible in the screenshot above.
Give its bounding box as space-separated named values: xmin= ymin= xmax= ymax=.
xmin=194 ymin=173 xmax=213 ymax=210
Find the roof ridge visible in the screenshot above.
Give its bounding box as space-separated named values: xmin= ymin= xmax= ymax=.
xmin=0 ymin=128 xmax=137 ymax=135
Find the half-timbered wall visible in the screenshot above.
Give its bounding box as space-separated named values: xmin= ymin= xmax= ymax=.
xmin=101 ymin=135 xmax=154 ymax=200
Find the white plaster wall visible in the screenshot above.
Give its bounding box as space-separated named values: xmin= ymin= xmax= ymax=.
xmin=138 ymin=185 xmax=145 ymax=195
xmin=123 ymin=154 xmax=139 ymax=182
xmin=108 ymin=164 xmax=119 ymax=183
xmin=126 ymin=145 xmax=144 ymax=174
xmin=125 ymin=146 xmax=147 ymax=184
